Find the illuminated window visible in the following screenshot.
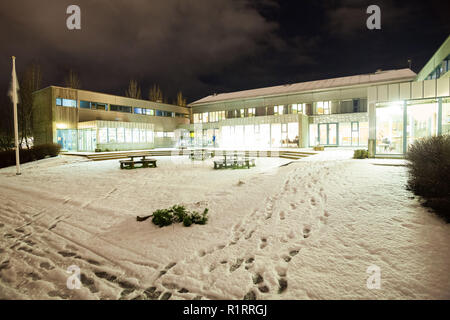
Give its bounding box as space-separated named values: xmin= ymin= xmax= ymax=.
xmin=316 ymin=101 xmax=330 ymax=115
xmin=443 ymin=98 xmax=450 ymax=134
xmin=125 ymin=128 xmax=132 ymax=143
xmin=248 ymin=108 xmax=255 ymax=117
xmin=140 ymin=129 xmax=146 ymax=142
xmin=376 ymin=102 xmax=404 ymax=154
xmin=202 ymin=112 xmax=208 ymax=123
xmin=292 ymin=104 xmax=298 ymax=114
xmin=240 ymin=109 xmax=245 ymax=118
xmin=108 ymin=128 xmax=117 ymax=143
xmin=133 ymin=128 xmax=140 ymax=142
xmin=117 ymin=128 xmax=125 ymax=143
xmin=59 ymin=98 xmax=77 ymax=108
xmin=134 ymin=108 xmax=142 ymax=114
xmin=98 ymin=128 xmax=108 ymax=143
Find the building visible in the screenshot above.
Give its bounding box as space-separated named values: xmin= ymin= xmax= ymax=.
xmin=32 ymin=36 xmax=450 ymax=156
xmin=32 ymin=86 xmax=190 ymax=151
xmin=187 ymin=35 xmax=450 ymax=157
xmin=368 ymin=35 xmax=450 ymax=157
xmin=187 ymin=69 xmax=417 ymax=151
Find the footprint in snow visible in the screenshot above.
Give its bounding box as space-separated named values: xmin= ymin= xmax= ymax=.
xmin=259 ymin=238 xmax=268 ymax=249
xmin=303 ymin=227 xmax=311 ymax=239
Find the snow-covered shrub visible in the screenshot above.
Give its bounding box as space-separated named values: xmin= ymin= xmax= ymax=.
xmin=151 ymin=205 xmax=209 ymax=227
xmin=0 ymin=143 xmax=61 ymax=168
xmin=406 ymin=135 xmax=450 ymax=221
xmin=353 ymin=149 xmax=368 ymax=159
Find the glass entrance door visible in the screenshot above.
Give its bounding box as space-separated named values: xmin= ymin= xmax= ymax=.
xmin=318 ymin=123 xmax=338 ymax=145
xmin=57 ymin=129 xmax=77 ymax=151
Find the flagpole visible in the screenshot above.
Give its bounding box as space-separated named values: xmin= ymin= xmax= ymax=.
xmin=12 ymin=56 xmax=21 ymax=175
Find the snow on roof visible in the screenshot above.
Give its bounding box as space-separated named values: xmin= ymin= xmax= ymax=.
xmin=190 ymin=68 xmax=416 ymax=105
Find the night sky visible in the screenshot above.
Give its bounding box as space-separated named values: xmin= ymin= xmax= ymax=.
xmin=0 ymin=0 xmax=449 ymax=107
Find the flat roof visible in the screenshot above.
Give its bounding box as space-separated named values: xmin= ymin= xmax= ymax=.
xmin=190 ymin=68 xmax=416 ymax=106
xmin=34 ymin=85 xmax=190 ymax=114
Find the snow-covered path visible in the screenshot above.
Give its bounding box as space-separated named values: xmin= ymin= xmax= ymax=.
xmin=0 ymin=152 xmax=449 ymax=299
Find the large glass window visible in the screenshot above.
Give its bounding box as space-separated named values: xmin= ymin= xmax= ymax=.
xmin=316 ymin=101 xmax=330 ymax=115
xmin=309 ymin=124 xmax=318 ymax=146
xmin=98 ymin=128 xmax=108 ymax=144
xmin=260 ymin=124 xmax=271 ymax=148
xmin=146 ymin=130 xmax=153 ymax=143
xmin=133 ymin=128 xmax=140 ymax=142
xmin=443 ymin=99 xmax=450 ymax=134
xmin=271 ymin=123 xmax=281 ymax=147
xmin=117 ymin=128 xmax=125 ymax=143
xmin=287 ymin=122 xmax=299 ymax=147
xmin=58 ymin=98 xmax=77 ymax=108
xmin=351 ymin=122 xmax=359 ymax=145
xmin=125 ymin=128 xmax=132 ymax=143
xmin=359 ymin=122 xmax=369 ymax=146
xmin=140 ymin=129 xmax=146 ymax=143
xmin=406 ymin=100 xmax=438 ymax=149
xmin=339 ymin=123 xmax=352 ymax=146
xmin=91 ymin=102 xmax=107 ymax=110
xmin=244 ymin=125 xmax=254 ymax=148
xmin=376 ymin=102 xmax=404 ymax=154
xmin=111 ymin=105 xmax=132 ymax=113
xmin=80 ymin=100 xmax=91 ymax=109
xmin=108 ymin=128 xmax=117 ymax=143
xmin=292 ymin=104 xmax=304 ymax=114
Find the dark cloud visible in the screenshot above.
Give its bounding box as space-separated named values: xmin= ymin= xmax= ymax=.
xmin=0 ymin=0 xmax=448 ymax=111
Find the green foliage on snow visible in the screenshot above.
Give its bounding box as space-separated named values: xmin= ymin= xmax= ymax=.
xmin=353 ymin=149 xmax=368 ymax=159
xmin=151 ymin=205 xmax=209 ymax=228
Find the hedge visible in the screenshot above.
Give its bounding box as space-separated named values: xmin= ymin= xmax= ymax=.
xmin=406 ymin=135 xmax=450 ymax=222
xmin=0 ymin=143 xmax=61 ymax=169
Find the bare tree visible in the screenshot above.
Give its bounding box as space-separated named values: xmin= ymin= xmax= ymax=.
xmin=174 ymin=91 xmax=187 ymax=107
xmin=0 ymin=95 xmax=14 ymax=151
xmin=65 ymin=69 xmax=81 ymax=89
xmin=19 ymin=63 xmax=42 ymax=148
xmin=125 ymin=79 xmax=141 ymax=99
xmin=148 ymin=84 xmax=163 ymax=103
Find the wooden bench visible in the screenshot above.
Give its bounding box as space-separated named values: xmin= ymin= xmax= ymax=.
xmin=120 ymin=158 xmax=157 ymax=169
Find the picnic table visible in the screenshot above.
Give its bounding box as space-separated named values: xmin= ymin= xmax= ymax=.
xmin=189 ymin=149 xmax=214 ymax=160
xmin=119 ymin=153 xmax=157 ymax=169
xmin=214 ymin=154 xmax=255 ymax=169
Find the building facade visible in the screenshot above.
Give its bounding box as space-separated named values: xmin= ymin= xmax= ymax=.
xmin=368 ymin=36 xmax=450 ymax=157
xmin=32 ymin=86 xmax=190 ymax=151
xmin=187 ymin=36 xmax=450 ymax=157
xmin=32 ymin=36 xmax=450 ymax=156
xmin=186 ymin=69 xmax=416 ymax=151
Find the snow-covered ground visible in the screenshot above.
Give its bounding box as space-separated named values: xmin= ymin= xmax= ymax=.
xmin=0 ymin=150 xmax=449 ymax=300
